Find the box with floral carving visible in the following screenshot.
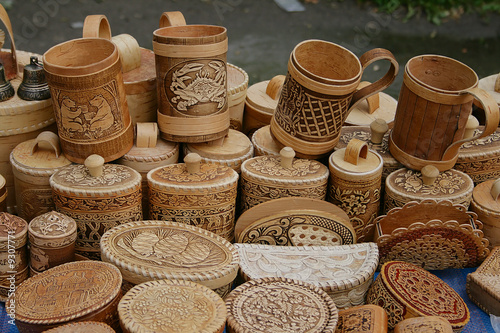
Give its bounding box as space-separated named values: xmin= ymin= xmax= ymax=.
xmin=335 ymin=304 xmax=388 ymax=333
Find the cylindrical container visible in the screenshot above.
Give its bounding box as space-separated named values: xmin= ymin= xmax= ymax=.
xmin=154 ymin=11 xmax=229 ymax=143
xmin=0 ymin=212 xmax=28 ymax=302
xmin=390 ymin=55 xmax=499 ymax=171
xmin=28 ymin=211 xmax=77 ymax=274
xmin=10 ymin=131 xmax=72 ymax=221
xmin=118 ymin=279 xmax=227 ymax=333
xmin=227 ymin=63 xmax=249 ymax=131
xmin=271 ymin=40 xmax=398 ymax=159
xmin=240 ymin=147 xmax=329 ymax=213
xmin=0 ymin=174 xmax=7 ymax=212
xmin=251 ymin=125 xmax=281 ymax=157
xmin=117 ymin=122 xmax=179 ymax=219
xmin=328 ymin=139 xmax=383 ymax=242
xmin=148 ymin=153 xmax=238 ymax=241
xmin=14 ymin=261 xmax=122 ymax=333
xmin=50 ymin=155 xmax=142 ymax=260
xmin=42 ymin=321 xmax=115 ymax=333
xmin=471 ymin=179 xmax=500 ymax=249
xmin=43 ymin=38 xmax=134 ymax=163
xmin=184 ymin=129 xmax=254 ymax=174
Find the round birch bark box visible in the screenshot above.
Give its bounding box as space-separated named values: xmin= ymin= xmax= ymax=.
xmin=42 ymin=321 xmax=115 ymax=333
xmin=100 ymin=220 xmax=239 ymax=298
xmin=251 ymin=125 xmax=281 ymax=157
xmin=225 ymin=277 xmax=339 ymax=333
xmin=227 ymin=63 xmax=249 ymax=132
xmin=471 ymin=179 xmax=500 ymax=249
xmin=118 ymin=279 xmax=227 ymax=333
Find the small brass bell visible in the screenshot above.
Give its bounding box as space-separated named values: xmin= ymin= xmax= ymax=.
xmin=0 ymin=63 xmax=14 ymax=102
xmin=18 ymin=56 xmax=51 ymax=101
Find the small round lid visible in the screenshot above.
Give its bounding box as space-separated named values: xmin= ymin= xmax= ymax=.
xmin=478 ymin=74 xmax=500 ymax=106
xmin=345 ymin=89 xmax=397 ymax=127
xmin=50 ymin=154 xmax=142 ymax=195
xmin=28 ymin=211 xmax=77 ymax=241
xmin=118 ymin=279 xmax=227 ymax=333
xmin=329 ymin=139 xmax=383 ymax=175
xmin=245 ymin=75 xmax=285 ymax=114
xmin=0 ymin=212 xmax=28 ymax=247
xmin=42 ymin=321 xmax=115 ymax=333
xmin=225 ymin=277 xmax=339 ymax=333
xmin=251 ymin=125 xmax=281 ymax=156
xmin=458 ymin=125 xmax=500 ymax=160
xmin=120 ymin=136 xmax=179 ymax=163
xmin=472 ymin=178 xmax=500 ymax=213
xmin=227 ymin=63 xmax=249 ymax=106
xmin=14 ymin=261 xmax=122 ymax=325
xmin=100 ymin=220 xmax=239 ymax=288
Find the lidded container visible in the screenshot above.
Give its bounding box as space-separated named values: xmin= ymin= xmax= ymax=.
xmin=28 ymin=211 xmax=77 ymax=274
xmin=227 ymin=63 xmax=249 ymax=132
xmin=0 ymin=212 xmax=28 ymax=301
xmin=42 ymin=321 xmax=115 ymax=333
xmin=10 ymin=131 xmax=72 ymax=222
xmin=251 ymin=125 xmax=281 ymax=157
xmin=148 ymin=153 xmax=238 ymax=241
xmin=240 ymin=147 xmax=329 ymax=213
xmin=50 ymin=154 xmax=142 ymax=259
xmin=471 ymin=178 xmax=500 ymax=249
xmin=328 ymin=139 xmax=383 ymax=242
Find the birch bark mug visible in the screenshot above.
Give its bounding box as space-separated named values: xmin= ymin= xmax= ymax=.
xmin=43 ymin=38 xmax=133 ymax=163
xmin=390 ymin=55 xmax=500 ymax=171
xmin=270 ymin=39 xmax=399 ymax=159
xmin=153 ymin=11 xmax=230 ymax=143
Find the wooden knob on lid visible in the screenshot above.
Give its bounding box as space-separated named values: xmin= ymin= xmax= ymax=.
xmin=421 ymin=165 xmax=439 ymax=186
xmin=31 ymin=131 xmax=61 ymax=158
xmin=495 ymin=73 xmax=500 ymax=93
xmin=279 ymin=147 xmax=295 ymax=168
xmin=490 ymin=178 xmax=500 ymax=201
xmin=184 ymin=153 xmax=201 ymax=174
xmin=464 ymin=115 xmax=479 ymax=139
xmin=85 ymin=154 xmax=105 ymax=177
xmin=266 ymin=75 xmax=286 ymax=100
xmin=344 ymin=139 xmax=368 ymax=166
xmin=370 ymin=119 xmax=389 ymax=144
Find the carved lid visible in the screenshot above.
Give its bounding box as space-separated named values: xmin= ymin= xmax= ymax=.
xmin=394 ymin=316 xmax=453 ymax=333
xmin=457 ymin=126 xmax=500 ymax=159
xmin=225 ymin=277 xmax=339 ymax=333
xmin=245 ymin=76 xmax=284 ymax=114
xmin=379 ymin=261 xmax=470 ymax=330
xmin=0 ymin=212 xmax=28 ymax=248
xmin=478 ymin=74 xmax=500 ymax=106
xmin=120 ymin=137 xmax=179 ymax=163
xmin=28 ymin=211 xmax=77 ymax=242
xmin=337 ymin=305 xmax=388 ymax=333
xmin=14 ymin=261 xmax=122 ymax=325
xmin=235 ymin=242 xmax=378 ymax=292
xmin=118 ymin=279 xmax=227 ymax=333
xmin=251 ymin=125 xmax=281 ymax=157
xmin=472 ymin=179 xmax=500 ymax=213
xmin=100 ymin=220 xmax=239 ymax=288
xmin=345 ymin=91 xmax=397 ymax=127
xmin=43 ymin=321 xmax=115 ymax=333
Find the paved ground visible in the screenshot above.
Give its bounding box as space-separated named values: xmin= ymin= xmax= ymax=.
xmin=2 ymin=0 xmax=500 ymax=97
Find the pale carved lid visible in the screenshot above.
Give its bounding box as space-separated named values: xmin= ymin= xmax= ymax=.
xmin=120 ymin=137 xmax=179 ymax=163
xmin=118 ymin=279 xmax=227 ymax=333
xmin=14 ymin=261 xmax=122 ymax=325
xmin=337 ymin=305 xmax=388 ymax=333
xmin=0 ymin=212 xmax=28 ymax=248
xmin=472 ymin=179 xmax=500 ymax=213
xmin=394 ymin=316 xmax=453 ymax=333
xmin=235 ymin=242 xmax=379 ymax=292
xmin=28 ymin=211 xmax=77 ymax=242
xmin=251 ymin=125 xmax=281 ymax=157
xmin=245 ymin=78 xmax=282 ymax=114
xmin=43 ymin=321 xmax=115 ymax=333
xmin=100 ymin=220 xmax=239 ymax=288
xmin=329 ymin=139 xmax=383 ymax=176
xmin=478 ymin=74 xmax=500 ymax=106
xmin=378 ymin=261 xmax=470 ymax=330
xmin=458 ymin=126 xmax=500 ymax=157
xmin=386 ymin=167 xmax=474 ymax=202
xmin=227 ymin=63 xmax=249 ymax=106
xmin=225 ymin=277 xmax=339 ymax=333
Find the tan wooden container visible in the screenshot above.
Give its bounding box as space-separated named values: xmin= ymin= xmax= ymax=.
xmin=118 ymin=279 xmax=227 ymax=333
xmin=117 ymin=122 xmax=179 ymax=219
xmin=100 ymin=220 xmax=239 ymax=298
xmin=336 ymin=305 xmax=388 ymax=333
xmin=184 ymin=129 xmax=254 ymax=174
xmin=225 ymin=277 xmax=339 ymax=333
xmin=235 ymin=197 xmax=356 ymax=246
xmin=373 ymin=200 xmax=490 ymax=270
xmin=0 ymin=212 xmax=28 ymax=302
xmin=471 ymin=179 xmax=500 ymax=248
xmin=251 ymin=125 xmax=281 ymax=157
xmin=466 ymin=246 xmax=500 ymax=316
xmin=366 ymin=261 xmax=470 ymax=331
xmin=10 ymin=131 xmax=72 ymax=222
xmin=344 ymin=87 xmax=398 ymax=127
xmin=328 ymin=139 xmax=383 ymax=242
xmin=384 ymin=167 xmax=474 ymax=213
xmin=240 ymin=147 xmax=328 ymax=213
xmin=242 ymin=75 xmax=284 ymax=136
xmin=43 ymin=37 xmax=134 ymax=163
xmin=227 ymin=63 xmax=249 ymax=131
xmin=42 ymin=321 xmax=115 ymax=333
xmin=154 ymin=11 xmax=229 ymax=143
xmin=394 ymin=316 xmax=453 ymax=333
xmin=148 ymin=153 xmax=238 ymax=241
xmin=14 ymin=261 xmax=122 ymax=333
xmin=50 ymin=154 xmax=142 ymax=260
xmin=235 ymin=242 xmax=379 ymax=309
xmin=0 ymin=174 xmax=6 ymax=212
xmin=28 ymin=211 xmax=77 ymax=274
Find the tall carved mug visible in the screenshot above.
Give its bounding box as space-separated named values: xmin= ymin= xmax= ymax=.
xmin=270 ymin=40 xmax=399 ymax=159
xmin=43 ymin=38 xmax=133 ymax=164
xmin=390 ymin=55 xmax=500 ymax=171
xmin=153 ymin=11 xmax=229 ymax=143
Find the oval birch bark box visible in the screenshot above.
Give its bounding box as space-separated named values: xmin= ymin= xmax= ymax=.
xmin=394 ymin=316 xmax=453 ymax=333
xmin=235 ymin=242 xmax=379 ymax=309
xmin=100 ymin=220 xmax=239 ymax=298
xmin=42 ymin=321 xmax=115 ymax=333
xmin=14 ymin=261 xmax=122 ymax=333
xmin=366 ymin=261 xmax=470 ymax=331
xmin=118 ymin=279 xmax=227 ymax=333
xmin=471 ymin=179 xmax=500 ymax=248
xmin=240 ymin=147 xmax=329 ymax=213
xmin=235 ymin=197 xmax=356 ymax=246
xmin=336 ymin=304 xmax=388 ymax=333
xmin=225 ymin=277 xmax=339 ymax=333
xmin=251 ymin=125 xmax=281 ymax=157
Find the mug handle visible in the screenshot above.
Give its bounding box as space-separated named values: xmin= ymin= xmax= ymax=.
xmin=349 ymin=48 xmax=399 ymax=111
xmin=442 ymin=87 xmax=500 ymax=161
xmin=82 ymin=14 xmax=112 ymax=39
xmin=159 ymin=11 xmax=186 ymax=28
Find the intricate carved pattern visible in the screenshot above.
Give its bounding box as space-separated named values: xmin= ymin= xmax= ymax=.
xmin=336 ymin=308 xmax=376 ymax=332
xmin=149 ymin=186 xmax=236 ymax=208
xmin=339 ymin=130 xmax=391 ymax=154
xmin=19 ymin=188 xmax=54 ymax=221
xmin=366 ymin=273 xmax=406 ymax=329
xmin=52 ymin=164 xmax=136 ymax=187
xmin=454 ymin=157 xmax=500 ymax=183
xmin=396 ymin=317 xmax=453 ymax=332
xmin=393 ymin=169 xmax=466 ymax=196
xmin=151 ymin=163 xmax=231 ymax=183
xmin=0 ymin=213 xmax=27 ymax=250
xmin=53 ymin=189 xmax=141 ymax=212
xmin=29 ymin=211 xmax=76 ymax=236
xmin=245 ymin=156 xmax=324 ymax=177
xmin=384 ymin=191 xmax=471 ymax=214
xmin=461 ymin=129 xmax=500 ymax=149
